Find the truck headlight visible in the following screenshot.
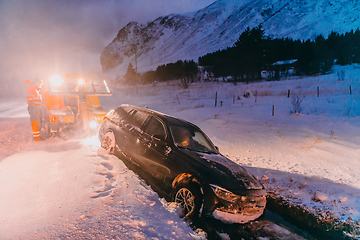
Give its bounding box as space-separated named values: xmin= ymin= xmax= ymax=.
xmin=210 ymin=184 xmax=239 ymax=203
xmin=78 ymin=79 xmax=85 ymax=85
xmin=50 ymin=75 xmax=63 ymax=86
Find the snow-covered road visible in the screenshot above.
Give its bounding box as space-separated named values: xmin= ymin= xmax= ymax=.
xmin=0 ymin=126 xmax=198 ymax=239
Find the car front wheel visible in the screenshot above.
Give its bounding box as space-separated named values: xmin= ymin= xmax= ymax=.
xmin=173 ymin=183 xmax=202 ymax=218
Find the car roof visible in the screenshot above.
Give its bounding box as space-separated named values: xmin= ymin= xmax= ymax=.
xmin=119 ymin=104 xmax=199 ymax=129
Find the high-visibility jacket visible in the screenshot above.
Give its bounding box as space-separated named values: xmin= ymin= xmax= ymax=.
xmin=27 ymin=85 xmax=42 ymax=106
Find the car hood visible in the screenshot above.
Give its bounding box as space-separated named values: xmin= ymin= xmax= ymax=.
xmin=180 ymin=149 xmax=264 ymax=192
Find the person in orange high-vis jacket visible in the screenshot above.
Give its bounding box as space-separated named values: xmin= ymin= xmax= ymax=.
xmin=25 ymin=78 xmax=43 ymax=141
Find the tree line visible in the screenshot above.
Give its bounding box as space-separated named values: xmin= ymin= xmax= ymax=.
xmin=121 ymin=26 xmax=360 ymax=85
xmin=122 ymin=60 xmax=198 ymax=85
xmin=199 ymin=26 xmax=360 ymax=81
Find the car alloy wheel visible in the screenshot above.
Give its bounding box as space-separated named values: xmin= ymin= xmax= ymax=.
xmin=174 ymin=183 xmax=202 ymax=218
xmin=102 ymin=131 xmax=115 ymax=153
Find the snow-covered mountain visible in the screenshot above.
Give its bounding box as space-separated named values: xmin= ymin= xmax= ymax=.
xmin=100 ymin=0 xmax=360 ymax=77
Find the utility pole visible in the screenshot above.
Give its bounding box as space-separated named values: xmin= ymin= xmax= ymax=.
xmin=135 ymin=46 xmax=138 ymax=94
xmin=132 ymin=27 xmax=139 ymax=94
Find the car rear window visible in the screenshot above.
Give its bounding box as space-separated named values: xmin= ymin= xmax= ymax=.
xmin=121 ymin=106 xmax=133 ymax=114
xmin=106 ymin=107 xmax=131 ymax=124
xmin=115 ymin=107 xmax=129 ymax=118
xmin=105 ymin=109 xmax=120 ymax=123
xmin=129 ymin=110 xmax=149 ymax=128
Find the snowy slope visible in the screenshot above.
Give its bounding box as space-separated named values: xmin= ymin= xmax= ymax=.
xmin=101 ymin=0 xmax=360 ymax=77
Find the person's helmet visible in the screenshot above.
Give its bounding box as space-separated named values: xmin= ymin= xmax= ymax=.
xmin=24 ymin=79 xmax=31 ymax=86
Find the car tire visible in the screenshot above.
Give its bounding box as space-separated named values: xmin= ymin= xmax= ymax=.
xmin=101 ymin=131 xmax=115 ymax=154
xmin=173 ymin=183 xmax=203 ymax=219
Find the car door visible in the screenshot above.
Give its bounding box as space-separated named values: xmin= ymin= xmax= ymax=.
xmin=108 ymin=107 xmax=132 ymax=154
xmin=118 ymin=109 xmax=149 ymax=164
xmin=137 ymin=116 xmax=173 ymax=183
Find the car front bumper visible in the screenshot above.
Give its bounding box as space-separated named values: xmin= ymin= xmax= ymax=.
xmin=212 ymin=193 xmax=266 ymax=224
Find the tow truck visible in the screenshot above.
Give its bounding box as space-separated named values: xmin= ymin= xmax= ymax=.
xmin=42 ymin=74 xmax=112 ymax=137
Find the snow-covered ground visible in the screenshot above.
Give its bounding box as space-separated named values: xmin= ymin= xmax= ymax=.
xmin=0 ymin=124 xmax=201 ymax=239
xmin=1 ymin=65 xmax=359 ymax=239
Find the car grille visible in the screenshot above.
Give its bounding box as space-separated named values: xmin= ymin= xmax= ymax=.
xmin=216 ymin=195 xmax=267 ymax=215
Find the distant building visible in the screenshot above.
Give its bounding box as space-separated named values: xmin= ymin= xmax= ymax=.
xmin=271 ymin=59 xmax=298 ymax=79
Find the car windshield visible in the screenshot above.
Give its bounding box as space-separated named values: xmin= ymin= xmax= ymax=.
xmin=169 ymin=124 xmax=217 ymax=153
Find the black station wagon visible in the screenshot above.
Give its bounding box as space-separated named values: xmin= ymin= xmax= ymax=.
xmin=98 ymin=104 xmax=266 ymax=223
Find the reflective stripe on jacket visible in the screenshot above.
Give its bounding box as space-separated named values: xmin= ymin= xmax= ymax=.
xmin=27 ymin=86 xmax=42 ymax=106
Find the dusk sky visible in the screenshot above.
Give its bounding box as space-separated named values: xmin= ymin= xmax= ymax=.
xmin=0 ymin=0 xmax=215 ymax=91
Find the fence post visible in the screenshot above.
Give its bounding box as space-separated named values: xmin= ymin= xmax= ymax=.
xmin=272 ymin=105 xmax=274 ymax=116
xmin=215 ymin=92 xmax=217 ymax=107
xmin=176 ymin=94 xmax=180 ymax=104
xmin=350 ymin=85 xmax=352 ymax=95
xmin=317 ymin=87 xmax=320 ymax=97
xmin=233 ymin=94 xmax=235 ymax=104
xmin=288 ymin=90 xmax=290 ymax=98
xmin=255 ymin=90 xmax=257 ymax=102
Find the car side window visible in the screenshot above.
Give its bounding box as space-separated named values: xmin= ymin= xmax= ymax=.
xmin=130 ymin=110 xmax=149 ymax=128
xmin=144 ymin=117 xmax=166 ymax=141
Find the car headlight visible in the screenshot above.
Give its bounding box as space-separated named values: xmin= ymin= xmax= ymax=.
xmin=210 ymin=184 xmax=240 ymax=203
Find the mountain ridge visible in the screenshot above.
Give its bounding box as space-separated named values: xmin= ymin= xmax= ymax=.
xmin=100 ymin=0 xmax=360 ymax=78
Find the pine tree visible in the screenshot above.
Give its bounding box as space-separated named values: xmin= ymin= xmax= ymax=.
xmin=234 ymin=26 xmax=269 ymax=80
